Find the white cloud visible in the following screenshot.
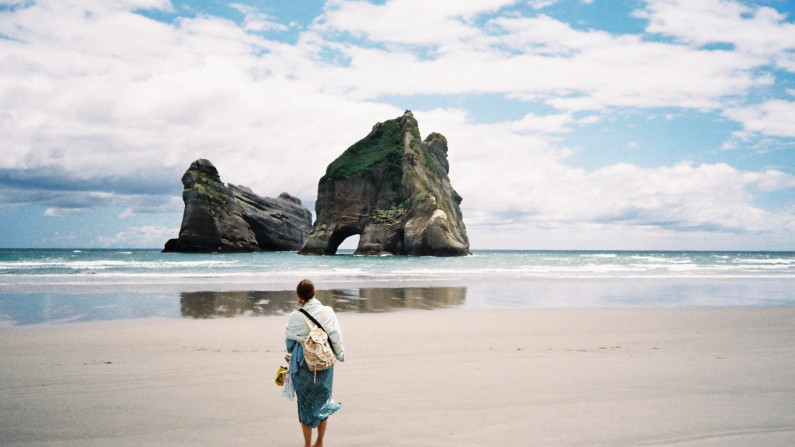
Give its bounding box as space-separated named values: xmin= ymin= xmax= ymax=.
xmin=319 ymin=0 xmax=516 ymax=47
xmin=527 ymin=0 xmax=560 ymax=9
xmin=723 ymin=100 xmax=795 ymax=138
xmin=0 ymin=0 xmax=792 ymax=249
xmin=0 ymin=0 xmax=399 ymax=201
xmin=44 ymin=207 xmax=83 ymax=217
xmin=96 ymin=225 xmax=178 ymax=248
xmin=35 ymin=231 xmax=79 ymax=247
xmin=310 ymin=6 xmax=768 ymax=112
xmin=467 ymin=219 xmax=792 ymax=250
xmin=416 ymin=109 xmax=795 ymax=246
xmin=230 ymin=3 xmax=289 ymax=32
xmin=637 ymin=0 xmax=795 ymax=71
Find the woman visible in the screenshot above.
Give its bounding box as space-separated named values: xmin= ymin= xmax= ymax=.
xmin=285 ymin=279 xmax=345 ymax=447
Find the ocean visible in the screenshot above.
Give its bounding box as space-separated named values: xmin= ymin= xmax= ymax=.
xmin=1 ymin=249 xmax=793 ymax=325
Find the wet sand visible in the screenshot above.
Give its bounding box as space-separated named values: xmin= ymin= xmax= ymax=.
xmin=1 ymin=307 xmax=793 ymax=446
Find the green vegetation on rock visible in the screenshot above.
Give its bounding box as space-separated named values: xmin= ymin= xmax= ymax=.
xmin=323 ymin=117 xmax=403 ymax=182
xmin=188 ymin=169 xmax=229 ymax=206
xmin=300 ymin=111 xmax=469 ymax=256
xmin=423 ymin=149 xmax=444 ymax=179
xmin=452 ymin=188 xmax=463 ymax=204
xmin=372 ymin=199 xmax=410 ymax=226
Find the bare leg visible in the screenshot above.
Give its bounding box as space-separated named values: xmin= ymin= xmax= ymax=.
xmin=301 ymin=422 xmax=312 ymax=447
xmin=313 ymin=419 xmax=328 ymax=447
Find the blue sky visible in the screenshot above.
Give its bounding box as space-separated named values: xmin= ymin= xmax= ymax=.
xmin=1 ymin=0 xmax=794 ymax=250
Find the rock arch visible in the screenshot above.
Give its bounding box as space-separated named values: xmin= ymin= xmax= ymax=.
xmin=327 ymin=227 xmax=362 ymax=255
xmin=299 ymin=111 xmax=469 ymax=256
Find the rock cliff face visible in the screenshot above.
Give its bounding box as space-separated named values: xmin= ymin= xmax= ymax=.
xmin=163 ymin=159 xmax=312 ymax=253
xmin=299 ymin=111 xmax=470 ymax=256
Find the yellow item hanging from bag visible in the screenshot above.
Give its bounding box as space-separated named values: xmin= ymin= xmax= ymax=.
xmin=275 ymin=365 xmax=288 ymax=386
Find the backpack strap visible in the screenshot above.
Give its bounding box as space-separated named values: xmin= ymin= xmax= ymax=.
xmin=299 ymin=308 xmax=338 ymax=356
xmin=299 ymin=308 xmax=325 ymax=331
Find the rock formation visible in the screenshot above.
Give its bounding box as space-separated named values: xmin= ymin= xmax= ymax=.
xmin=299 ymin=111 xmax=470 ymax=256
xmin=163 ymin=159 xmax=312 ymax=253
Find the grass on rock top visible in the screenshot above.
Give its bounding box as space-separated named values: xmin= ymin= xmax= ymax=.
xmin=319 ymin=113 xmax=461 ymax=231
xmin=323 ymin=117 xmax=404 ymax=181
xmin=188 ymin=168 xmax=229 ymax=206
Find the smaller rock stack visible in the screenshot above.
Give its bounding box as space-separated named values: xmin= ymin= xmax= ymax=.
xmin=163 ymin=159 xmax=312 ymax=253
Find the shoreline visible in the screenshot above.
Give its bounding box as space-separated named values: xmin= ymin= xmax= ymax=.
xmin=2 ymin=277 xmax=794 ymax=327
xmin=4 ymin=272 xmax=795 ymax=291
xmin=1 ymin=307 xmax=793 ymax=446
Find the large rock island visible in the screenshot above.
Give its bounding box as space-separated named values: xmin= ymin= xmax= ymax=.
xmin=163 ymin=159 xmax=312 ymax=253
xmin=299 ymin=111 xmax=470 ymax=256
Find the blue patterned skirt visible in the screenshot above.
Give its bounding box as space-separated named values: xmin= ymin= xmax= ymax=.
xmin=292 ymin=365 xmax=341 ymax=428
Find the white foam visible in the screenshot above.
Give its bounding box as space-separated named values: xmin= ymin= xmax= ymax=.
xmin=2 ymin=250 xmax=795 ymax=288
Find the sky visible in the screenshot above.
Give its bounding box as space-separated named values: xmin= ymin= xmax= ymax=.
xmin=0 ymin=0 xmax=794 ymax=250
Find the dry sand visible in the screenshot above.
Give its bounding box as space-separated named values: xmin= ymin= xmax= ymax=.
xmin=1 ymin=307 xmax=793 ymax=446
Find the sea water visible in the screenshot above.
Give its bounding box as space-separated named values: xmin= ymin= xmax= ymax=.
xmin=0 ymin=249 xmax=793 ymax=325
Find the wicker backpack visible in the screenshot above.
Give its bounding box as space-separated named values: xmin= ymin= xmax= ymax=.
xmin=299 ymin=309 xmax=337 ymax=372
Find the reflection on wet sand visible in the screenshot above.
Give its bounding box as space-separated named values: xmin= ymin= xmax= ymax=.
xmin=180 ymin=287 xmax=467 ymax=319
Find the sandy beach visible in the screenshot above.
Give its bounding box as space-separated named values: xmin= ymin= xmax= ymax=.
xmin=1 ymin=307 xmax=793 ymax=446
